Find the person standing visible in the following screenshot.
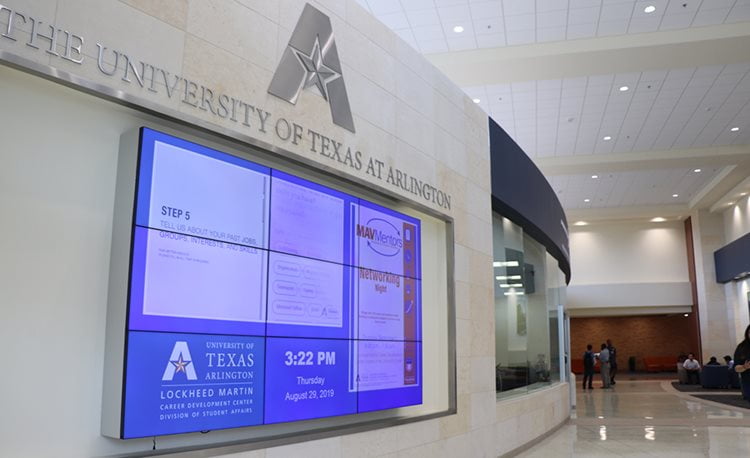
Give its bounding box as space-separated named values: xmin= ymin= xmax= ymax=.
xmin=582 ymin=344 xmax=595 ymax=390
xmin=607 ymin=339 xmax=618 ymax=385
xmin=733 ymin=324 xmax=750 ymax=401
xmin=598 ymin=343 xmax=611 ymax=389
xmin=683 ymin=353 xmax=701 ymax=384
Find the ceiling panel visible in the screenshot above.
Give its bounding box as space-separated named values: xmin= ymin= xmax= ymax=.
xmin=354 ymin=0 xmax=750 ymax=212
xmin=463 ymin=63 xmax=750 ymax=158
xmin=357 ymin=0 xmax=750 ymax=53
xmin=552 ymin=167 xmax=724 ymax=210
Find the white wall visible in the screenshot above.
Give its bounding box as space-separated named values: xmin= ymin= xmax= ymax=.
xmin=568 ymin=283 xmax=692 ymax=307
xmin=0 ymin=65 xmax=157 ymax=457
xmin=570 ymin=221 xmax=689 ymax=286
xmin=568 ymin=221 xmax=691 ymax=315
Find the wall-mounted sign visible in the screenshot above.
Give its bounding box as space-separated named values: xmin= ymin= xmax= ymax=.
xmin=0 ymin=3 xmax=452 ymax=210
xmin=107 ymin=128 xmax=422 ymax=438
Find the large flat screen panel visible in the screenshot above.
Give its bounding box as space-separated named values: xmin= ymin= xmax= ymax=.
xmin=123 ymin=331 xmax=265 ymax=438
xmin=114 ymin=128 xmax=424 ymax=438
xmin=131 ymin=227 xmax=268 ymax=324
xmin=354 ymin=200 xmax=421 ymax=280
xmin=357 ymin=272 xmax=421 ymax=342
xmin=265 ymin=251 xmax=352 ymax=339
xmin=263 ymin=337 xmax=357 ymax=423
xmin=356 ymin=340 xmax=422 ymax=412
xmin=135 ymin=130 xmax=271 ymax=247
xmin=269 ymin=170 xmax=353 ymax=264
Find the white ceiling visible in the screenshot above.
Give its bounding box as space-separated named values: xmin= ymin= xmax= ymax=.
xmin=356 ymin=0 xmax=750 ymax=219
xmin=550 ymin=166 xmax=722 ymax=209
xmin=463 ymin=63 xmax=750 ymax=158
xmin=355 ymin=0 xmax=750 ymax=53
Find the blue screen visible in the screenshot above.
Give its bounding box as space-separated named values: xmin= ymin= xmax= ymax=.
xmin=120 ymin=128 xmax=422 ymax=438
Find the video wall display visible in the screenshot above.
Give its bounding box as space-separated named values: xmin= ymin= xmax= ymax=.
xmin=120 ymin=128 xmax=422 ymax=438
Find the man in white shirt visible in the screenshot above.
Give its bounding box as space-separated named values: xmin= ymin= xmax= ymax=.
xmin=683 ymin=353 xmax=701 ymax=384
xmin=598 ymin=343 xmax=611 ymax=388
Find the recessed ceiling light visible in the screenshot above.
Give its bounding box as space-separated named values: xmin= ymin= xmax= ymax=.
xmin=603 ymin=136 xmax=612 ymax=141
xmin=619 ymin=86 xmax=629 ymax=92
xmin=651 ymin=217 xmax=666 ymax=222
xmin=730 ymin=127 xmax=740 ymax=132
xmin=574 ymin=221 xmax=589 ymax=226
xmin=693 ymin=168 xmax=701 ymax=173
xmin=683 ymin=314 xmax=689 ymax=317
xmin=728 ymin=202 xmax=735 ymax=206
xmin=472 ymin=98 xmax=480 ymax=103
xmin=584 ymin=198 xmax=591 ymax=203
xmin=453 ymin=25 xmax=464 ymax=33
xmin=672 ymin=194 xmax=679 ymax=198
xmin=741 ymin=192 xmax=748 ymax=196
xmin=644 ymin=5 xmax=656 ymax=13
xmin=591 ymin=174 xmax=599 ymax=179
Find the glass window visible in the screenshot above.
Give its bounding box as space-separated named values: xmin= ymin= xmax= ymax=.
xmin=493 ymin=214 xmax=566 ymax=398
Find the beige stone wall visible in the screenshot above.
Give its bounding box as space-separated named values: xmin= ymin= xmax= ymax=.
xmin=0 ymin=1 xmax=568 ymax=456
xmin=691 ymin=210 xmax=736 ymax=360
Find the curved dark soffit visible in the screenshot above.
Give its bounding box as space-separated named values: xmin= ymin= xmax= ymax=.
xmin=489 ymin=118 xmax=571 ymax=284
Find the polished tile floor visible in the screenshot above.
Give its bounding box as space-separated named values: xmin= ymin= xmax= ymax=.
xmin=516 ymin=380 xmax=750 ymax=457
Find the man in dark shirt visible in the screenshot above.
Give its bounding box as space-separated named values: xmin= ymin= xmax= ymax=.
xmin=706 ymin=356 xmax=721 ymax=366
xmin=582 ymin=344 xmax=594 ymax=390
xmin=607 ymin=339 xmax=618 ymax=386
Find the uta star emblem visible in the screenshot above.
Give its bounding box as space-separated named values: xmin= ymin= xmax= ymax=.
xmin=294 ymin=37 xmax=340 ymax=101
xmin=170 ymin=353 xmax=191 ymax=374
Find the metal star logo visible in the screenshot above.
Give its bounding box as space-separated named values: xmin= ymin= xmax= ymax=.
xmin=295 ymin=37 xmax=339 ymax=101
xmin=170 ymin=353 xmax=191 ymax=374
xmin=268 ymin=3 xmax=355 ymax=132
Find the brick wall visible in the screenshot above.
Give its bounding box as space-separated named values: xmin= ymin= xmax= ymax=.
xmin=570 ymin=315 xmax=704 ymax=371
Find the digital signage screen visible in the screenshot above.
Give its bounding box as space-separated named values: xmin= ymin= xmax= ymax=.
xmin=119 ymin=128 xmax=422 ymax=438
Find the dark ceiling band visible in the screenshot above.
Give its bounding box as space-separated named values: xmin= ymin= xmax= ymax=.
xmin=489 ymin=119 xmax=571 ymax=284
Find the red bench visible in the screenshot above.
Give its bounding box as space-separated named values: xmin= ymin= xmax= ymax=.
xmin=643 ymin=356 xmax=678 ymax=372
